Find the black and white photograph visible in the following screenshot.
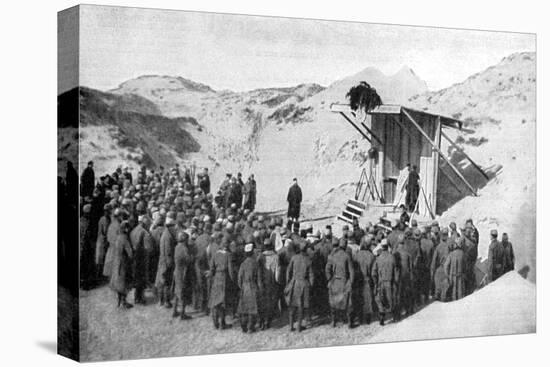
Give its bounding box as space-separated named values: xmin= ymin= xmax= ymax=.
xmin=55 ymin=3 xmax=538 ymax=363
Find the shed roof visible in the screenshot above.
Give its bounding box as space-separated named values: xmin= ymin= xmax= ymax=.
xmin=330 ymin=103 xmax=463 ymax=130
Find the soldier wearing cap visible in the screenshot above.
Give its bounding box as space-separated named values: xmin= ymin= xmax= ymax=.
xmin=237 ymin=243 xmax=262 ymax=333
xmin=109 ymin=220 xmax=134 ymax=308
xmin=103 ymin=208 xmax=122 ymax=277
xmin=418 ymin=226 xmax=434 ymax=303
xmin=173 ymin=232 xmax=194 ymax=320
xmin=393 ymin=235 xmax=414 ymax=319
xmin=460 ymin=222 xmax=478 ymax=296
xmin=194 ymin=222 xmax=212 ymax=314
xmin=80 ymin=204 xmax=95 ymax=289
xmin=502 ymin=233 xmax=515 ymax=274
xmin=487 ymin=229 xmax=505 ymax=283
xmin=353 ymin=235 xmax=376 ymax=325
xmin=431 ymin=227 xmax=451 ymax=301
xmin=128 ymin=215 xmax=151 ymax=304
xmin=95 ymin=204 xmax=111 ymax=282
xmin=285 ymin=240 xmax=314 ymax=332
xmin=155 ymin=214 xmax=177 ymax=308
xmin=325 ymin=238 xmax=354 ymax=328
xmin=444 ymin=239 xmax=466 ymax=301
xmin=372 ymin=238 xmax=398 ymax=325
xmin=286 ymin=177 xmax=303 ymax=224
xmin=259 ymin=237 xmax=281 ymax=330
xmin=209 ymin=237 xmax=235 ymax=329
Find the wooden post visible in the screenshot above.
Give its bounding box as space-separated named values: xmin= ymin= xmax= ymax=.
xmin=402 ymin=109 xmax=477 ymax=196
xmin=360 ymin=122 xmax=383 ymax=145
xmin=433 ymin=116 xmax=441 ymax=213
xmin=440 ymin=130 xmax=490 ymax=181
xmin=339 ymin=112 xmax=371 ymax=143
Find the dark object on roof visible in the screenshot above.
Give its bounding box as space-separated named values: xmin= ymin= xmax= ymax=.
xmin=346 ymin=82 xmax=383 ymax=113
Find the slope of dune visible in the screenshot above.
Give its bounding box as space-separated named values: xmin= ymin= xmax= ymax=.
xmin=370 ymin=271 xmax=535 ymax=343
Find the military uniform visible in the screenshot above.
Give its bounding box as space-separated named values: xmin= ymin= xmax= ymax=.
xmin=326 ymin=247 xmax=354 ymax=326
xmin=285 ymin=251 xmax=314 ymax=331
xmin=444 ymin=245 xmax=466 ymax=301
xmin=354 ymin=248 xmax=376 ymax=324
xmin=173 ymin=240 xmax=194 ymax=319
xmin=208 ymin=248 xmax=235 ymax=328
xmin=155 ymin=226 xmax=176 ymax=306
xmin=487 ymin=238 xmax=505 ymax=282
xmin=372 ymin=248 xmax=398 ymax=324
xmin=129 ymin=224 xmax=151 ymax=304
xmin=237 ymin=256 xmax=262 ymax=332
xmin=431 ymin=239 xmax=450 ymax=301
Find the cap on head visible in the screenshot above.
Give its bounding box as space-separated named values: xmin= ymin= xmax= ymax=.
xmin=244 ymin=243 xmax=254 ymax=253
xmin=490 ymin=229 xmax=498 ymax=237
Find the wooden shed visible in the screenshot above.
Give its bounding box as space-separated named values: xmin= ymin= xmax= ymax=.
xmin=331 ymin=103 xmax=486 ymax=221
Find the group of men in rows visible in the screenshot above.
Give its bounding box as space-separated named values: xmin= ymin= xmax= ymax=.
xmin=215 ymin=172 xmax=257 ymax=211
xmin=79 ymin=161 xmax=516 ymax=334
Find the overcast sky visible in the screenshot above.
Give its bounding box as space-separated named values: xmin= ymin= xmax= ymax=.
xmin=71 ymin=5 xmax=535 ymax=94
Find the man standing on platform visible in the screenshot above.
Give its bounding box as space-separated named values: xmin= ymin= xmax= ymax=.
xmin=287 ymin=178 xmax=302 ymax=225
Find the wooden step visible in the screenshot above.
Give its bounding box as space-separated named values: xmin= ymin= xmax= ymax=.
xmin=337 ymin=215 xmax=353 ymax=224
xmin=348 ymin=199 xmax=367 ymax=210
xmin=344 ymin=205 xmax=363 ymax=216
xmin=342 ymin=209 xmax=361 ymax=219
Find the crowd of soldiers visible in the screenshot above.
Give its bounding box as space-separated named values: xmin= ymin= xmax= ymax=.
xmin=78 ymin=160 xmax=516 ymax=333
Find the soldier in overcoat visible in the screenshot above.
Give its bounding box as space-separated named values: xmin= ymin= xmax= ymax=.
xmin=487 ymin=229 xmax=505 ymax=282
xmin=325 ymin=238 xmax=354 ymax=327
xmin=431 ymin=228 xmax=451 ymax=301
xmin=95 ymin=204 xmax=111 ymax=281
xmin=237 ymin=243 xmax=262 ymax=333
xmin=208 ymin=237 xmax=235 ymax=329
xmin=444 ymin=241 xmax=466 ymax=301
xmin=172 ymin=232 xmax=194 ymax=320
xmin=103 ymin=208 xmax=122 ymax=277
xmin=259 ymin=238 xmax=281 ymax=330
xmin=285 ymin=241 xmax=314 ymax=332
xmin=129 ymin=215 xmax=152 ymax=304
xmin=109 ymin=220 xmax=134 ymax=308
xmin=353 ymin=236 xmax=376 ymax=325
xmin=371 ymin=239 xmax=398 ymax=325
xmin=155 ymin=215 xmax=177 ymax=308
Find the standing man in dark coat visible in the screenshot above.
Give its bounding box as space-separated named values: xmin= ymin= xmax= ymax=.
xmin=487 ymin=229 xmax=505 ymax=283
xmin=431 ymin=228 xmax=451 ymax=301
xmin=80 ymin=161 xmax=95 ymax=199
xmin=405 ymin=164 xmax=420 ymax=212
xmin=173 ymin=232 xmax=194 ymax=320
xmin=393 ymin=238 xmax=414 ymax=319
xmin=155 ymin=215 xmax=177 ymax=308
xmin=208 ymin=237 xmax=235 ymax=329
xmin=444 ymin=241 xmax=466 ymax=301
xmin=109 ymin=221 xmax=133 ymax=308
xmin=195 ymin=223 xmax=212 ymax=314
xmin=129 ymin=215 xmax=152 ymax=305
xmin=287 ymin=178 xmax=302 ymax=223
xmin=354 ymin=236 xmax=376 ymax=325
xmin=418 ymin=226 xmax=435 ymax=304
xmin=325 ymin=238 xmax=354 ymax=328
xmin=501 ymin=233 xmax=515 ymax=274
xmin=80 ymin=204 xmax=94 ymax=289
xmin=243 ymin=175 xmax=257 ymax=211
xmin=285 ymin=241 xmax=314 ymax=332
xmin=460 ymin=223 xmax=478 ymax=295
xmin=199 ymin=168 xmax=211 ymax=194
xmin=372 ymin=239 xmax=398 ymax=325
xmin=260 ymin=239 xmax=281 ymax=330
xmin=237 ymin=243 xmax=262 ymax=333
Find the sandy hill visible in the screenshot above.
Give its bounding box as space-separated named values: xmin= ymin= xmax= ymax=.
xmin=408 ymin=52 xmax=536 ymax=281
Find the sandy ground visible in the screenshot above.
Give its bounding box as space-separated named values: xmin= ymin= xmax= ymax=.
xmin=80 ymin=271 xmax=534 ymax=362
xmin=370 ymin=271 xmax=535 ymax=343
